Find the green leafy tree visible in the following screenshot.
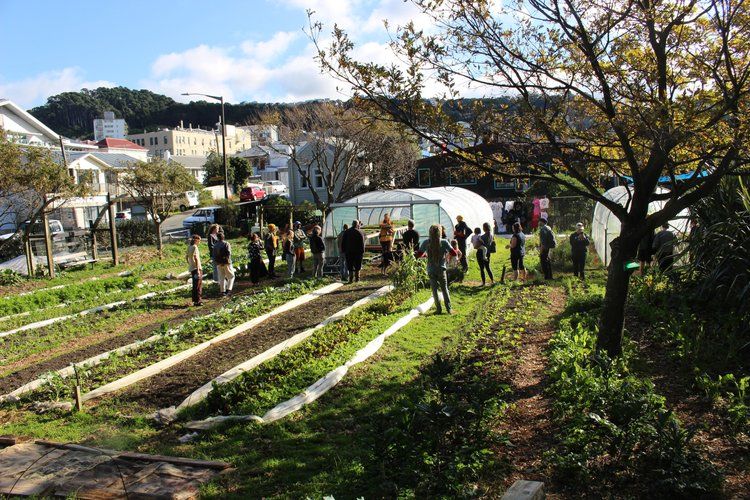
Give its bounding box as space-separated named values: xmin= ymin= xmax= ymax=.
xmin=116 ymin=158 xmax=199 ymax=254
xmin=230 ymin=156 xmax=253 ymax=191
xmin=312 ymin=0 xmax=750 ymax=356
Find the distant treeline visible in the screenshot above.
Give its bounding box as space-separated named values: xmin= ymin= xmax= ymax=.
xmin=28 ymin=86 xmax=515 ymax=139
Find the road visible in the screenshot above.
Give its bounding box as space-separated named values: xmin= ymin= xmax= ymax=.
xmin=160 ymin=211 xmax=194 ymax=236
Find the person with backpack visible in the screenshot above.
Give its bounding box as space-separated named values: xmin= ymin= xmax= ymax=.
xmin=212 ymin=231 xmax=235 ymax=296
xmin=292 ymin=221 xmax=307 ymax=274
xmin=509 ymin=221 xmax=527 ymax=281
xmin=185 ymin=234 xmax=203 ymax=306
xmin=538 ymin=217 xmax=556 ymax=280
xmin=247 ymin=232 xmax=267 ymax=285
xmin=480 ymin=222 xmax=496 ymax=285
xmin=207 ymin=224 xmax=221 ymax=280
xmin=264 ymin=224 xmax=279 ymax=278
xmin=652 ymin=222 xmax=677 ymax=272
xmin=569 ymin=222 xmax=590 ymax=279
xmin=454 ymin=215 xmax=471 ymax=271
xmin=310 ymin=226 xmax=326 ymax=278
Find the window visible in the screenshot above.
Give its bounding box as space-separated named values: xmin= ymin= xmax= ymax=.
xmin=314 ymin=169 xmax=324 ymax=188
xmin=448 ymin=169 xmax=477 ymax=186
xmin=493 ymin=178 xmax=515 ymax=190
xmin=417 ymin=168 xmax=431 ymax=187
xmin=163 ymin=136 xmax=168 ymax=144
xmin=300 ymin=175 xmax=308 ymax=188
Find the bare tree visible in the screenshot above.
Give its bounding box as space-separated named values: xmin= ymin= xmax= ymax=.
xmin=116 ymin=158 xmax=199 ymax=255
xmin=0 ymin=132 xmax=88 ymax=253
xmin=311 ymin=0 xmax=750 ymax=356
xmin=261 ymin=102 xmax=418 ymax=213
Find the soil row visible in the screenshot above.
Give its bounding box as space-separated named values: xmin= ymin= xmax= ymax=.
xmin=107 ymin=280 xmax=385 ymax=412
xmin=0 ymin=279 xmax=268 ymax=394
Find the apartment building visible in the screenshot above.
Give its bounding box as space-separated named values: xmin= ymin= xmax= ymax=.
xmin=93 ymin=111 xmax=127 ymax=141
xmin=126 ymin=123 xmax=252 ymax=158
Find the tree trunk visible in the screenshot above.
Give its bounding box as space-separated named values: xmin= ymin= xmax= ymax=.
xmin=596 ymin=230 xmax=638 ymax=358
xmin=155 ymin=221 xmax=163 ymax=258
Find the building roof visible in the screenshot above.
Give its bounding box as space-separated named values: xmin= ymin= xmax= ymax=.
xmin=67 ymin=152 xmax=139 ymax=169
xmin=169 ymin=155 xmax=207 ymax=170
xmin=0 ymin=99 xmax=59 ymax=143
xmin=96 ymin=138 xmax=146 ymax=150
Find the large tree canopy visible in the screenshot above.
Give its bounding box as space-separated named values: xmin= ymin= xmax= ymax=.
xmin=312 ymin=0 xmax=750 ymax=356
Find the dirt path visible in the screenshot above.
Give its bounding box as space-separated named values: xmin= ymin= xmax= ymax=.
xmin=628 ymin=314 xmax=750 ymax=499
xmin=499 ymin=285 xmax=566 ymax=493
xmin=108 ymin=280 xmax=386 ymax=411
xmin=0 ymin=279 xmax=266 ymax=394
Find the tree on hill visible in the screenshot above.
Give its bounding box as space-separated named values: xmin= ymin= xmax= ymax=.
xmin=116 ymin=158 xmax=199 ymax=254
xmin=312 ymin=0 xmax=750 ymax=357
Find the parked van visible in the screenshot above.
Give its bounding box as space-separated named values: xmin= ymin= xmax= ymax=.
xmin=175 ymin=191 xmax=200 ymax=212
xmin=182 ymin=206 xmax=221 ymax=229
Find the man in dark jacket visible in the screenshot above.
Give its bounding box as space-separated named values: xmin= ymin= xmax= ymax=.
xmin=454 ymin=215 xmax=471 ymax=271
xmin=569 ymin=222 xmax=590 ymax=279
xmin=402 ymin=219 xmax=420 ymax=252
xmin=341 ymin=220 xmax=366 ymax=283
xmin=652 ymin=222 xmax=677 ymax=272
xmin=538 ymin=217 xmax=556 ymax=280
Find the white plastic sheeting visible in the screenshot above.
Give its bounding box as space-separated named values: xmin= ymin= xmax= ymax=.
xmin=592 ymin=186 xmax=691 ymax=266
xmin=324 ymin=187 xmax=495 ymax=243
xmin=185 ymin=296 xmax=435 ymax=431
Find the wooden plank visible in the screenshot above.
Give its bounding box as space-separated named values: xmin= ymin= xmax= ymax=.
xmin=117 ymin=452 xmax=231 ymax=470
xmin=0 ymin=436 xmax=17 ymax=446
xmin=502 ymin=480 xmax=545 ymax=500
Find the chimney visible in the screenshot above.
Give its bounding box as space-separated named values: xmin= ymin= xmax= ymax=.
xmin=189 ymin=123 xmax=192 ymax=130
xmin=180 ymin=120 xmax=184 ymax=129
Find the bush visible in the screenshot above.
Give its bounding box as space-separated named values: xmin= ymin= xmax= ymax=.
xmin=215 ymin=199 xmax=240 ymax=229
xmin=262 ymin=195 xmax=293 ymax=229
xmin=116 ymin=219 xmax=157 ymax=247
xmin=0 ymin=269 xmax=24 ymax=286
xmin=198 ymin=188 xmax=214 ymax=207
xmin=391 ymin=250 xmax=427 ymax=294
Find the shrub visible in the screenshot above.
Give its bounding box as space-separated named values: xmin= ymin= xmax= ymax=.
xmin=116 ymin=219 xmax=157 ymax=247
xmin=262 ymin=196 xmax=293 ymax=229
xmin=390 ymin=250 xmax=427 ymax=294
xmin=0 ymin=269 xmax=24 ymax=286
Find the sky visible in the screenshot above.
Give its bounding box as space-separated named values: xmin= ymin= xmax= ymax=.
xmin=0 ymin=0 xmax=440 ymax=109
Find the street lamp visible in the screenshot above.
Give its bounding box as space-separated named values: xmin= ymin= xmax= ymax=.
xmin=181 ymin=92 xmax=229 ymax=199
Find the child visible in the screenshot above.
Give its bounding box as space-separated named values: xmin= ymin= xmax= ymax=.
xmin=447 ymin=239 xmax=462 ymax=269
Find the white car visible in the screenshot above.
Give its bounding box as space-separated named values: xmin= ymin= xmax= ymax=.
xmin=262 ymin=180 xmax=288 ymax=195
xmin=182 ymin=206 xmax=221 ymax=229
xmin=115 ymin=210 xmax=132 ymax=223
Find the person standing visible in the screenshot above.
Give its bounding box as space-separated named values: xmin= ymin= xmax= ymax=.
xmin=207 ymin=224 xmax=221 ymax=280
xmin=292 ymin=221 xmax=307 ymax=274
xmin=186 ymin=234 xmax=203 ymax=306
xmin=379 ymin=214 xmax=395 ymax=276
xmin=402 ymin=219 xmax=419 ymax=253
xmin=247 ymin=232 xmax=267 ymax=285
xmin=652 ymin=222 xmax=677 ymax=272
xmin=337 ymin=224 xmax=349 ymax=282
xmin=264 ymin=224 xmax=279 ymax=278
xmin=538 ymin=217 xmax=556 ymax=280
xmin=282 ymin=228 xmax=296 ymax=279
xmin=638 ymin=229 xmax=655 ymax=274
xmin=310 ymin=226 xmax=326 ymax=278
xmin=419 ymin=224 xmax=457 ymax=314
xmin=212 ymin=231 xmax=235 ymax=296
xmin=447 ymin=239 xmax=462 ymax=269
xmin=342 ymin=220 xmax=366 ymax=283
xmin=481 ymin=222 xmax=496 ymax=284
xmin=569 ymin=222 xmax=590 ymax=279
xmin=453 ymin=215 xmax=471 ymax=271
xmin=509 ymin=221 xmax=527 ymax=281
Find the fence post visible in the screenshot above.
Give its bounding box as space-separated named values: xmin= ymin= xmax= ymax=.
xmin=604 ymin=227 xmax=608 ymax=266
xmin=107 ymin=193 xmax=119 ymax=266
xmin=42 ymin=198 xmax=55 ymax=278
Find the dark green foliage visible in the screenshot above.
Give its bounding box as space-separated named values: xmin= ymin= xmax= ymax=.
xmin=262 ymin=195 xmax=293 ymax=229
xmin=546 ymin=289 xmax=723 ymax=497
xmin=115 ymin=219 xmax=158 ymax=247
xmin=0 ymin=269 xmax=24 ymax=286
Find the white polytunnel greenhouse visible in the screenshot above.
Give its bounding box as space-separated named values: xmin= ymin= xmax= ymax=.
xmin=592 ymin=186 xmax=691 ymax=266
xmin=323 ymin=187 xmax=495 ymax=257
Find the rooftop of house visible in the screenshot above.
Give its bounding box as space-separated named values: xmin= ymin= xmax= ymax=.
xmin=96 ymin=138 xmax=146 ymax=150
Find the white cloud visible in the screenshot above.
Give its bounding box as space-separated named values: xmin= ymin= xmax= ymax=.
xmin=240 ymin=31 xmax=300 ymax=61
xmin=0 ymin=68 xmax=114 ymax=108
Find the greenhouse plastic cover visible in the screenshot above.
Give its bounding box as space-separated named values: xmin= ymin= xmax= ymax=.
xmin=592 ymin=186 xmax=690 ymax=266
xmin=324 ymin=187 xmax=495 ymax=242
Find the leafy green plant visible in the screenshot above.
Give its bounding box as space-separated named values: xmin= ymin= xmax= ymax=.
xmin=391 ymin=250 xmax=427 ymax=294
xmin=0 ymin=269 xmax=24 ymax=286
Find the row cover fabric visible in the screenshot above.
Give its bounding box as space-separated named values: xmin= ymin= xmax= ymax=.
xmin=185 ymin=296 xmax=435 ymax=431
xmin=591 ymin=186 xmax=691 ymax=266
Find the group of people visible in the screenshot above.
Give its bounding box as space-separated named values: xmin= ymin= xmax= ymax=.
xmin=185 ymin=224 xmax=236 ymax=306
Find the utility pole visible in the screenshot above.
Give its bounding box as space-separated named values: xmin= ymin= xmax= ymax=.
xmin=220 ymin=96 xmax=229 ymax=200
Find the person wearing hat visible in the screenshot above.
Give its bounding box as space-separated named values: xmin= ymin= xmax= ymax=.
xmin=402 ymin=219 xmax=420 ymax=253
xmin=538 ymin=217 xmax=556 ymax=280
xmin=454 ymin=215 xmax=471 ymax=271
xmin=292 ymin=221 xmax=307 ymax=274
xmin=569 ymin=222 xmax=590 ymax=279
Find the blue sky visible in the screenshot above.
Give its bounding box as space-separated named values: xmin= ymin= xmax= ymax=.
xmin=0 ymin=0 xmax=435 ymax=108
